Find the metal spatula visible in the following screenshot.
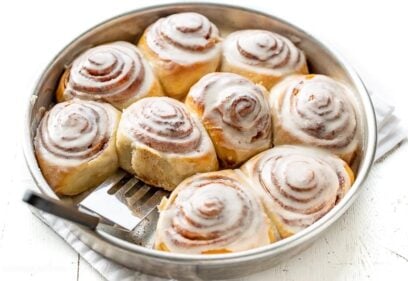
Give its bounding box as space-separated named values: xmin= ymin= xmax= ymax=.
xmin=23 ymin=170 xmax=169 ymax=231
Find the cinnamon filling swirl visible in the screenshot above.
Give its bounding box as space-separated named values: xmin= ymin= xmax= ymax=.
xmin=122 ymin=97 xmax=202 ymax=154
xmin=224 ymin=30 xmax=305 ymax=73
xmin=146 ymin=12 xmax=221 ymax=63
xmin=160 ymin=173 xmax=264 ymax=251
xmin=245 ymin=146 xmax=352 ymax=230
xmin=278 ymin=75 xmax=358 ymax=150
xmin=65 ymin=42 xmax=146 ymax=103
xmin=188 ymin=73 xmax=272 ymax=148
xmin=36 ymin=100 xmax=114 ymax=161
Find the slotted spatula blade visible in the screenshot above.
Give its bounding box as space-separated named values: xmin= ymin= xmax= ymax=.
xmin=80 ymin=169 xmax=168 ymax=231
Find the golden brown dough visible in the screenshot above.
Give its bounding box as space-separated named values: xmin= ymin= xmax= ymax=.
xmin=116 ymin=96 xmax=218 ymax=191
xmin=34 ymin=100 xmax=121 ymax=195
xmin=137 ymin=12 xmax=222 ymax=100
xmin=185 ymin=72 xmax=272 ymax=168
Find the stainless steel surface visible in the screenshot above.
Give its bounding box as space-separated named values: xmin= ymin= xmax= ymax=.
xmin=80 ymin=169 xmax=168 ymax=231
xmin=22 ymin=189 xmax=159 ymax=247
xmin=23 ymin=3 xmax=377 ymax=280
xmin=23 ymin=190 xmax=100 ymax=230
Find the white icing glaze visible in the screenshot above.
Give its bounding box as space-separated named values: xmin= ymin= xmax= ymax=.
xmin=120 ymin=97 xmax=212 ymax=156
xmin=270 ymin=74 xmax=359 ymax=156
xmin=241 ymin=145 xmax=352 ymax=234
xmin=223 ymin=29 xmax=306 ymax=75
xmin=35 ymin=100 xmax=118 ymax=166
xmin=65 ymin=41 xmax=155 ymax=106
xmin=146 ymin=12 xmax=222 ymax=65
xmin=156 ymin=170 xmax=270 ymax=254
xmin=187 ymin=72 xmax=272 ymax=158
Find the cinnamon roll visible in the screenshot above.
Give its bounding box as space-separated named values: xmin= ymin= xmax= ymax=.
xmin=34 ymin=100 xmax=121 ymax=195
xmin=116 ymin=97 xmax=218 ymax=190
xmin=56 ymin=41 xmax=163 ymax=109
xmin=221 ymin=30 xmax=308 ymax=89
xmin=185 ymin=72 xmax=272 ymax=168
xmin=268 ymin=74 xmax=359 ymax=163
xmin=155 ymin=170 xmax=276 ymax=254
xmin=138 ymin=12 xmax=222 ymax=100
xmin=241 ymin=145 xmax=354 ymax=238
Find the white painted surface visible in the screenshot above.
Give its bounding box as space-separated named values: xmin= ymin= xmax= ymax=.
xmin=0 ymin=0 xmax=407 ymax=280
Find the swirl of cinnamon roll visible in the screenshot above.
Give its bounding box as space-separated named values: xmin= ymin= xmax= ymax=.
xmin=186 ymin=72 xmax=272 ymax=167
xmin=117 ymin=97 xmax=218 ymax=190
xmin=36 ymin=100 xmax=118 ymax=165
xmin=241 ymin=145 xmax=354 ymax=237
xmin=222 ymin=30 xmax=308 ymax=89
xmin=34 ymin=100 xmax=120 ymax=195
xmin=145 ymin=12 xmax=221 ymax=64
xmin=269 ymin=75 xmax=359 ymax=163
xmin=226 ymin=30 xmax=304 ymax=70
xmin=59 ymin=41 xmax=161 ymax=109
xmin=155 ymin=170 xmax=271 ymax=254
xmin=121 ymin=97 xmax=201 ymax=153
xmin=224 ymin=30 xmax=306 ymax=74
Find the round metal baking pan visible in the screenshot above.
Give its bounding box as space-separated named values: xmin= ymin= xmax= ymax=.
xmin=23 ymin=3 xmax=377 ymax=280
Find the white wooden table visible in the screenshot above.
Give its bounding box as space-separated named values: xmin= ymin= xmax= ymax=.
xmin=1 ymin=0 xmax=407 ymax=280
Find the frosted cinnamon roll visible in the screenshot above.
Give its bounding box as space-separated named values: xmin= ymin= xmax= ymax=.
xmin=138 ymin=12 xmax=222 ymax=100
xmin=34 ymin=100 xmax=121 ymax=195
xmin=155 ymin=170 xmax=276 ymax=254
xmin=268 ymin=74 xmax=359 ymax=163
xmin=56 ymin=41 xmax=163 ymax=109
xmin=221 ymin=30 xmax=308 ymax=89
xmin=116 ymin=97 xmax=218 ymax=190
xmin=185 ymin=72 xmax=272 ymax=167
xmin=241 ymin=145 xmax=354 ymax=238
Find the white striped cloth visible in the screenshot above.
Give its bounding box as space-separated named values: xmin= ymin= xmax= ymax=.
xmin=370 ymin=93 xmax=406 ymax=161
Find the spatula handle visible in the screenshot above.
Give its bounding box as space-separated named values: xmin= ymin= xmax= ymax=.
xmin=23 ymin=190 xmax=99 ymax=230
